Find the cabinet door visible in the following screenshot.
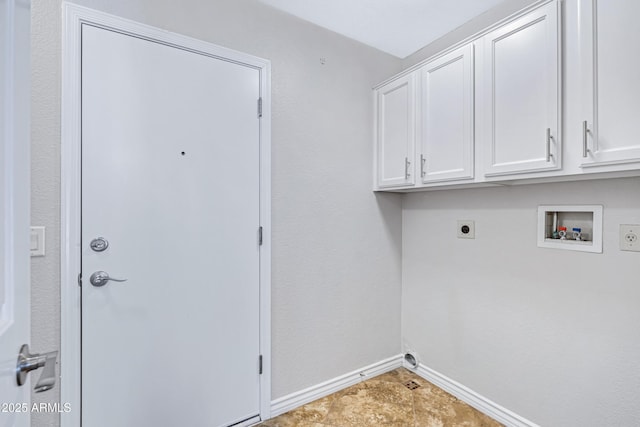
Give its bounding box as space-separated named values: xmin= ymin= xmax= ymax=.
xmin=480 ymin=1 xmax=561 ymax=177
xmin=375 ymin=73 xmax=416 ymax=188
xmin=579 ymin=0 xmax=640 ymax=168
xmin=419 ymin=44 xmax=474 ymax=183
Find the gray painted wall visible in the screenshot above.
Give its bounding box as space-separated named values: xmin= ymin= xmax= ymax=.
xmin=402 ymin=178 xmax=640 ymax=426
xmin=31 ymin=0 xmax=403 ymax=425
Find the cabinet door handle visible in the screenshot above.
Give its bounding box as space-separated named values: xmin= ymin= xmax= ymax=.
xmin=404 ymin=157 xmax=411 ymax=180
xmin=582 ymin=120 xmax=589 ymax=158
xmin=420 ymin=154 xmax=426 ymax=178
xmin=546 ymin=128 xmax=553 ymax=162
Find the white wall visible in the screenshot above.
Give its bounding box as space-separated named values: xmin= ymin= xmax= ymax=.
xmin=402 ymin=178 xmax=640 ymax=426
xmin=31 ymin=0 xmax=403 ymax=425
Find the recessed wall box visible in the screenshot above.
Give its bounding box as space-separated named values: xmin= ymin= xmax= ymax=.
xmin=537 ymin=205 xmax=603 ymax=253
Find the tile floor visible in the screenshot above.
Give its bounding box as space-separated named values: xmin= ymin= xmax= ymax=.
xmin=259 ymin=368 xmax=503 ymax=427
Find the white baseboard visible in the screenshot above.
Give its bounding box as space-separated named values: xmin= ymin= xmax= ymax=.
xmin=269 ymin=355 xmax=538 ymax=427
xmin=406 ymin=361 xmax=540 ymax=427
xmin=270 ymin=354 xmax=403 ymax=417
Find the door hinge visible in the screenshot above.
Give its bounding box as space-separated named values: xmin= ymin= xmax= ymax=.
xmin=259 ymin=355 xmax=263 ymax=375
xmin=257 ymin=97 xmax=263 ymax=118
xmin=78 ymin=273 xmax=82 ymax=287
xmin=258 ymin=226 xmax=263 ymax=246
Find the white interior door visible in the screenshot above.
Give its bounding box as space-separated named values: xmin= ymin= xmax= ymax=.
xmin=0 ymin=1 xmax=31 ymax=425
xmin=81 ymin=24 xmax=261 ymax=427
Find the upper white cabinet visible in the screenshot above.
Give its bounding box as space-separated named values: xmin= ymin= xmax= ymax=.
xmin=375 ymin=73 xmax=416 ymax=188
xmin=478 ymin=1 xmax=561 ymax=177
xmin=419 ymin=44 xmax=474 ymax=183
xmin=579 ymin=0 xmax=640 ymax=168
xmin=373 ymin=0 xmax=640 ymax=192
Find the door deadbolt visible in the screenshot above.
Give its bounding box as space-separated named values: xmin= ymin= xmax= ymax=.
xmin=90 ymin=237 xmax=109 ymax=252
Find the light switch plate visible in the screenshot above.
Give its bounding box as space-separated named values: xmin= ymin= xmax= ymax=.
xmin=30 ymin=226 xmax=45 ymax=257
xmin=457 ymin=220 xmax=475 ymax=239
xmin=620 ymin=224 xmax=640 ymax=252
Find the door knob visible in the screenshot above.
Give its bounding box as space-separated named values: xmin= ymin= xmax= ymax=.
xmin=16 ymin=344 xmax=58 ymax=392
xmin=90 ymin=271 xmax=127 ymax=287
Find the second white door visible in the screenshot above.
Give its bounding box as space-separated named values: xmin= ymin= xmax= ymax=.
xmin=419 ymin=43 xmax=474 ymax=183
xmin=376 ymin=74 xmax=416 ymax=188
xmin=81 ymin=24 xmax=262 ymax=427
xmin=479 ymin=1 xmax=561 ymax=177
xmin=579 ymin=0 xmax=640 ymax=167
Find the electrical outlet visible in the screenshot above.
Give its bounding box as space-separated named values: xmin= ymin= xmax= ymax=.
xmin=457 ymin=220 xmax=475 ymax=239
xmin=620 ymin=224 xmax=640 ymax=252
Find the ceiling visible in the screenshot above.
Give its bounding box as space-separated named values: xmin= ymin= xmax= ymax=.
xmin=256 ymin=0 xmax=506 ymax=58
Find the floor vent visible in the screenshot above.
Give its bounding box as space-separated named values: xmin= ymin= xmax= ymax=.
xmin=403 ymin=380 xmax=421 ymax=390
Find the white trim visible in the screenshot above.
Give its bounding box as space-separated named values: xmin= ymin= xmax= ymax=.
xmin=258 ymin=53 xmax=273 ymax=423
xmin=60 ymin=3 xmax=271 ymax=426
xmin=406 ymin=361 xmax=540 ymax=427
xmin=270 ymin=354 xmax=403 ymax=418
xmin=231 ymin=415 xmax=261 ymax=427
xmin=60 ymin=5 xmax=82 ymax=425
xmin=268 ymin=356 xmax=538 ymax=426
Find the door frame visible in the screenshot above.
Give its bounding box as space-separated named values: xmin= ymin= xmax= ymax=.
xmin=60 ymin=4 xmax=272 ymax=426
